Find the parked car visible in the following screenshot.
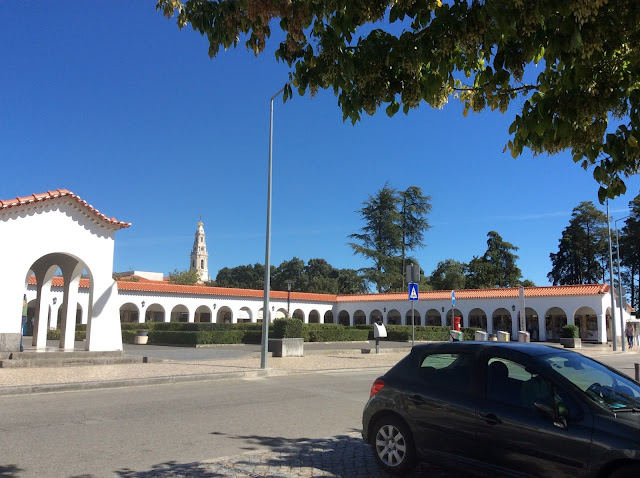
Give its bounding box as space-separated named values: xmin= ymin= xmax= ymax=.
xmin=362 ymin=342 xmax=640 ymax=477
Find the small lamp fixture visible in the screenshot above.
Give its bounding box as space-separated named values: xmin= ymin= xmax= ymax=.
xmin=213 ymin=303 xmax=216 ymax=309
xmin=287 ymin=282 xmax=291 ymax=291
xmin=272 ymin=306 xmax=275 ymax=311
xmin=141 ymin=301 xmax=145 ymax=308
xmin=512 ymin=305 xmax=516 ymax=311
xmin=383 ymin=307 xmax=386 ymax=313
xmin=53 ymin=297 xmax=57 ymax=305
xmin=441 ymin=306 xmax=445 ymax=312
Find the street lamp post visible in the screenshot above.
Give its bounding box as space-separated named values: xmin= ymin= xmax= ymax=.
xmin=606 ymin=200 xmax=618 ymax=351
xmin=615 ymin=215 xmax=630 ymax=352
xmin=261 ymin=85 xmax=286 ymax=370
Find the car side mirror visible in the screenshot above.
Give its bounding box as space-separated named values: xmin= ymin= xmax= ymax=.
xmin=534 ymin=399 xmax=567 ymax=430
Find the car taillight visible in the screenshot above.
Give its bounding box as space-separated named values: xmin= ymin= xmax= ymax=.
xmin=370 ymin=378 xmax=385 ymax=397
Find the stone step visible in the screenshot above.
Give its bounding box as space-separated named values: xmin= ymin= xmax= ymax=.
xmin=0 ymin=355 xmax=152 ymax=368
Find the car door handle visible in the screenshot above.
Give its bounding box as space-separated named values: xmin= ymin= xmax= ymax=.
xmin=481 ymin=413 xmax=502 ymax=425
xmin=408 ymin=394 xmax=426 ymax=404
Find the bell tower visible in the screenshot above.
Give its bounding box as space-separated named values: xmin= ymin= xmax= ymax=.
xmin=190 ymin=219 xmax=209 ymax=283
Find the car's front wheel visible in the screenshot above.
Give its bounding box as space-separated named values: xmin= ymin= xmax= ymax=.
xmin=371 ymin=416 xmax=416 ymax=475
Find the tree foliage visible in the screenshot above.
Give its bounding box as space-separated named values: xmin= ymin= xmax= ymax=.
xmin=619 ymin=193 xmax=640 ymax=308
xmin=168 ymin=268 xmax=202 ymax=285
xmin=428 ymin=258 xmax=467 ymax=290
xmin=158 ymin=0 xmax=640 ymax=200
xmin=348 ymin=183 xmax=431 ymax=292
xmin=547 ymin=201 xmax=608 ymax=285
xmin=213 ymin=257 xmax=367 ymax=294
xmin=466 ymin=231 xmax=523 ymax=288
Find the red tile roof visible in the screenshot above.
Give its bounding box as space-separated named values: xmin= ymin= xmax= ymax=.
xmin=116 ymin=280 xmax=337 ymax=302
xmin=0 ymin=189 xmax=130 ymax=229
xmin=337 ymin=284 xmax=611 ymax=302
xmin=28 ymin=276 xmax=91 ymax=288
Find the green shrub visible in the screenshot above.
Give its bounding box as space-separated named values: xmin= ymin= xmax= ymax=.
xmin=562 ymin=324 xmax=580 ymax=338
xmin=122 ymin=330 xmax=136 ymax=343
xmin=273 ymin=318 xmax=304 ymax=338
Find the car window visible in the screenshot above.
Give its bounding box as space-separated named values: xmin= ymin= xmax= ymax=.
xmin=543 ymin=354 xmax=640 ymax=411
xmin=486 ymin=358 xmax=552 ymax=409
xmin=419 ymin=353 xmax=474 ymax=395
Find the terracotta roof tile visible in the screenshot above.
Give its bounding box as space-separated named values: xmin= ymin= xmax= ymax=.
xmin=336 ymin=284 xmax=611 ymax=302
xmin=116 ymin=280 xmax=337 ymax=302
xmin=28 ymin=276 xmax=91 ymax=288
xmin=0 ymin=189 xmax=130 ymax=229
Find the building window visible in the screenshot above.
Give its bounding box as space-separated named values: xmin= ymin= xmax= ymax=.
xmin=201 ymin=259 xmax=204 ymax=268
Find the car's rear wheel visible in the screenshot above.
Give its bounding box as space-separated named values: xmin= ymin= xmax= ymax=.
xmin=371 ymin=416 xmax=416 ymax=475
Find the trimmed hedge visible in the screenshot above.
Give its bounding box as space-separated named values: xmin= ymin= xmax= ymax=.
xmin=46 ymin=329 xmax=86 ymax=341
xmin=273 ymin=318 xmax=304 ymax=338
xmin=562 ymin=324 xmax=580 ymax=338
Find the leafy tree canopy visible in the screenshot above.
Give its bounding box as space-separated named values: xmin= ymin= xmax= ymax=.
xmin=168 ymin=268 xmax=202 ymax=285
xmin=466 ymin=231 xmax=523 ymax=288
xmin=158 ymin=0 xmax=640 ymax=201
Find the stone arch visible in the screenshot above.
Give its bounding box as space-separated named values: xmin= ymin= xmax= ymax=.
xmin=145 ymin=303 xmax=165 ymax=322
xmin=405 ymin=309 xmax=421 ymax=325
xmin=445 ymin=308 xmax=464 ymax=327
xmin=354 ymin=310 xmax=366 ymax=325
xmin=324 ymin=310 xmax=334 ymax=324
xmin=492 ymin=308 xmax=512 ymax=334
xmin=338 ymin=310 xmax=350 ymax=326
xmin=216 ymin=306 xmax=233 ymax=324
xmin=57 ymin=302 xmax=84 ymax=327
xmin=518 ymin=307 xmax=540 ymax=341
xmin=545 ymin=307 xmax=567 ymax=341
xmin=237 ymin=306 xmax=252 ymax=323
xmin=195 ymin=305 xmax=213 ymax=323
xmin=426 ymin=309 xmax=442 ymax=326
xmin=292 ymin=309 xmax=305 ymax=321
xmin=468 ymin=308 xmax=487 ymax=330
xmin=119 ymin=302 xmax=140 ymax=323
xmin=370 ymin=309 xmax=383 ymax=324
xmin=308 ymin=310 xmax=320 ymax=323
xmin=170 ymin=304 xmax=190 ymax=322
xmin=574 ymin=306 xmax=598 ymax=341
xmin=387 ymin=309 xmax=401 ymax=325
xmin=275 ymin=308 xmax=288 ymax=319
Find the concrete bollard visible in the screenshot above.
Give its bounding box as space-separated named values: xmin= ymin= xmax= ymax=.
xmin=518 ymin=331 xmax=530 ymax=343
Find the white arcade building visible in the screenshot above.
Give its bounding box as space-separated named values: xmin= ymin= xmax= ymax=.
xmin=0 ymin=189 xmax=633 ymax=353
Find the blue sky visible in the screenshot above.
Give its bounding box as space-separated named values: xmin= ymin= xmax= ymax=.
xmin=2 ymin=1 xmax=639 ymax=288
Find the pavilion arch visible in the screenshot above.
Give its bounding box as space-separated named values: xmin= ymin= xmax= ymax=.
xmin=275 ymin=308 xmax=288 ymax=319
xmin=145 ymin=304 xmax=165 ymax=322
xmin=237 ymin=307 xmax=252 ymax=323
xmin=469 ymin=308 xmax=487 ymax=330
xmin=354 ymin=310 xmax=366 ymax=325
xmin=26 ymin=255 xmax=93 ymax=351
xmin=338 ymin=310 xmax=350 ymax=326
xmin=445 ymin=309 xmax=464 ymax=327
xmin=195 ymin=305 xmax=213 ymax=323
xmin=426 ymin=309 xmax=442 ymax=326
xmin=574 ymin=306 xmax=599 ymax=341
xmin=170 ymin=304 xmax=190 ymax=322
xmin=216 ymin=306 xmax=233 ymax=323
xmin=518 ymin=307 xmax=540 ymax=341
xmin=120 ymin=302 xmax=140 ymax=323
xmin=370 ymin=309 xmax=383 ymax=324
xmin=545 ymin=307 xmax=567 ymax=341
xmin=387 ymin=309 xmax=401 ymax=325
xmin=406 ymin=310 xmax=421 ymax=325
xmin=57 ymin=302 xmax=84 ymax=328
xmin=324 ymin=310 xmax=334 ymax=324
xmin=492 ymin=308 xmax=512 ymax=334
xmin=308 ymin=310 xmax=320 ymax=323
xmin=292 ymin=309 xmax=305 ymax=321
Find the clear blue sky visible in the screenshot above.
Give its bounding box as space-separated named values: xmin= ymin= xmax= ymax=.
xmin=2 ymin=2 xmax=638 ymax=288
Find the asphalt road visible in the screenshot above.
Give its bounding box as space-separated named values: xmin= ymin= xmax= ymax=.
xmin=0 ymin=369 xmax=380 ymax=477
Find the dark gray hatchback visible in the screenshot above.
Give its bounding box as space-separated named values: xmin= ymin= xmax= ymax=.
xmin=362 ymin=342 xmax=640 ymax=477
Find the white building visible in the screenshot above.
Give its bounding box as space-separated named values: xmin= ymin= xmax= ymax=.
xmin=2 ymin=189 xmax=633 ymax=353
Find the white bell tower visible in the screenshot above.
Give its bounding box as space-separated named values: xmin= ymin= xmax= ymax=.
xmin=190 ymin=219 xmax=209 ymax=283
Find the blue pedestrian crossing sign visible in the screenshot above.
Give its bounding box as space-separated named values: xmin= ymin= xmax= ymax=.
xmin=408 ymin=283 xmax=419 ymax=301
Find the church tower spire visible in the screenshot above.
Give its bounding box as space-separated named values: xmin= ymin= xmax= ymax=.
xmin=190 ymin=219 xmax=209 ymax=283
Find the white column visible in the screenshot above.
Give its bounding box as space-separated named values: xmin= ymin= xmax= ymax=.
xmin=597 ymin=313 xmax=607 ymax=343
xmin=538 ymin=315 xmax=547 ymax=342
xmin=60 ymin=275 xmax=80 ymax=350
xmin=511 ymin=312 xmax=518 ymax=339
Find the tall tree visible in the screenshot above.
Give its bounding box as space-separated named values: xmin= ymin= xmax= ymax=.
xmin=348 ymin=183 xmax=402 ymax=292
xmin=466 ymin=231 xmax=522 ymax=288
xmin=214 ymin=263 xmax=267 ymax=289
xmin=619 ymin=193 xmax=640 ymax=308
xmin=398 ymin=186 xmax=432 ymax=288
xmin=548 ymin=202 xmax=608 ymax=285
xmin=168 ymin=268 xmax=201 ymax=285
xmin=158 ymin=0 xmax=640 ymax=200
xmin=428 ymin=259 xmax=467 ymax=291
